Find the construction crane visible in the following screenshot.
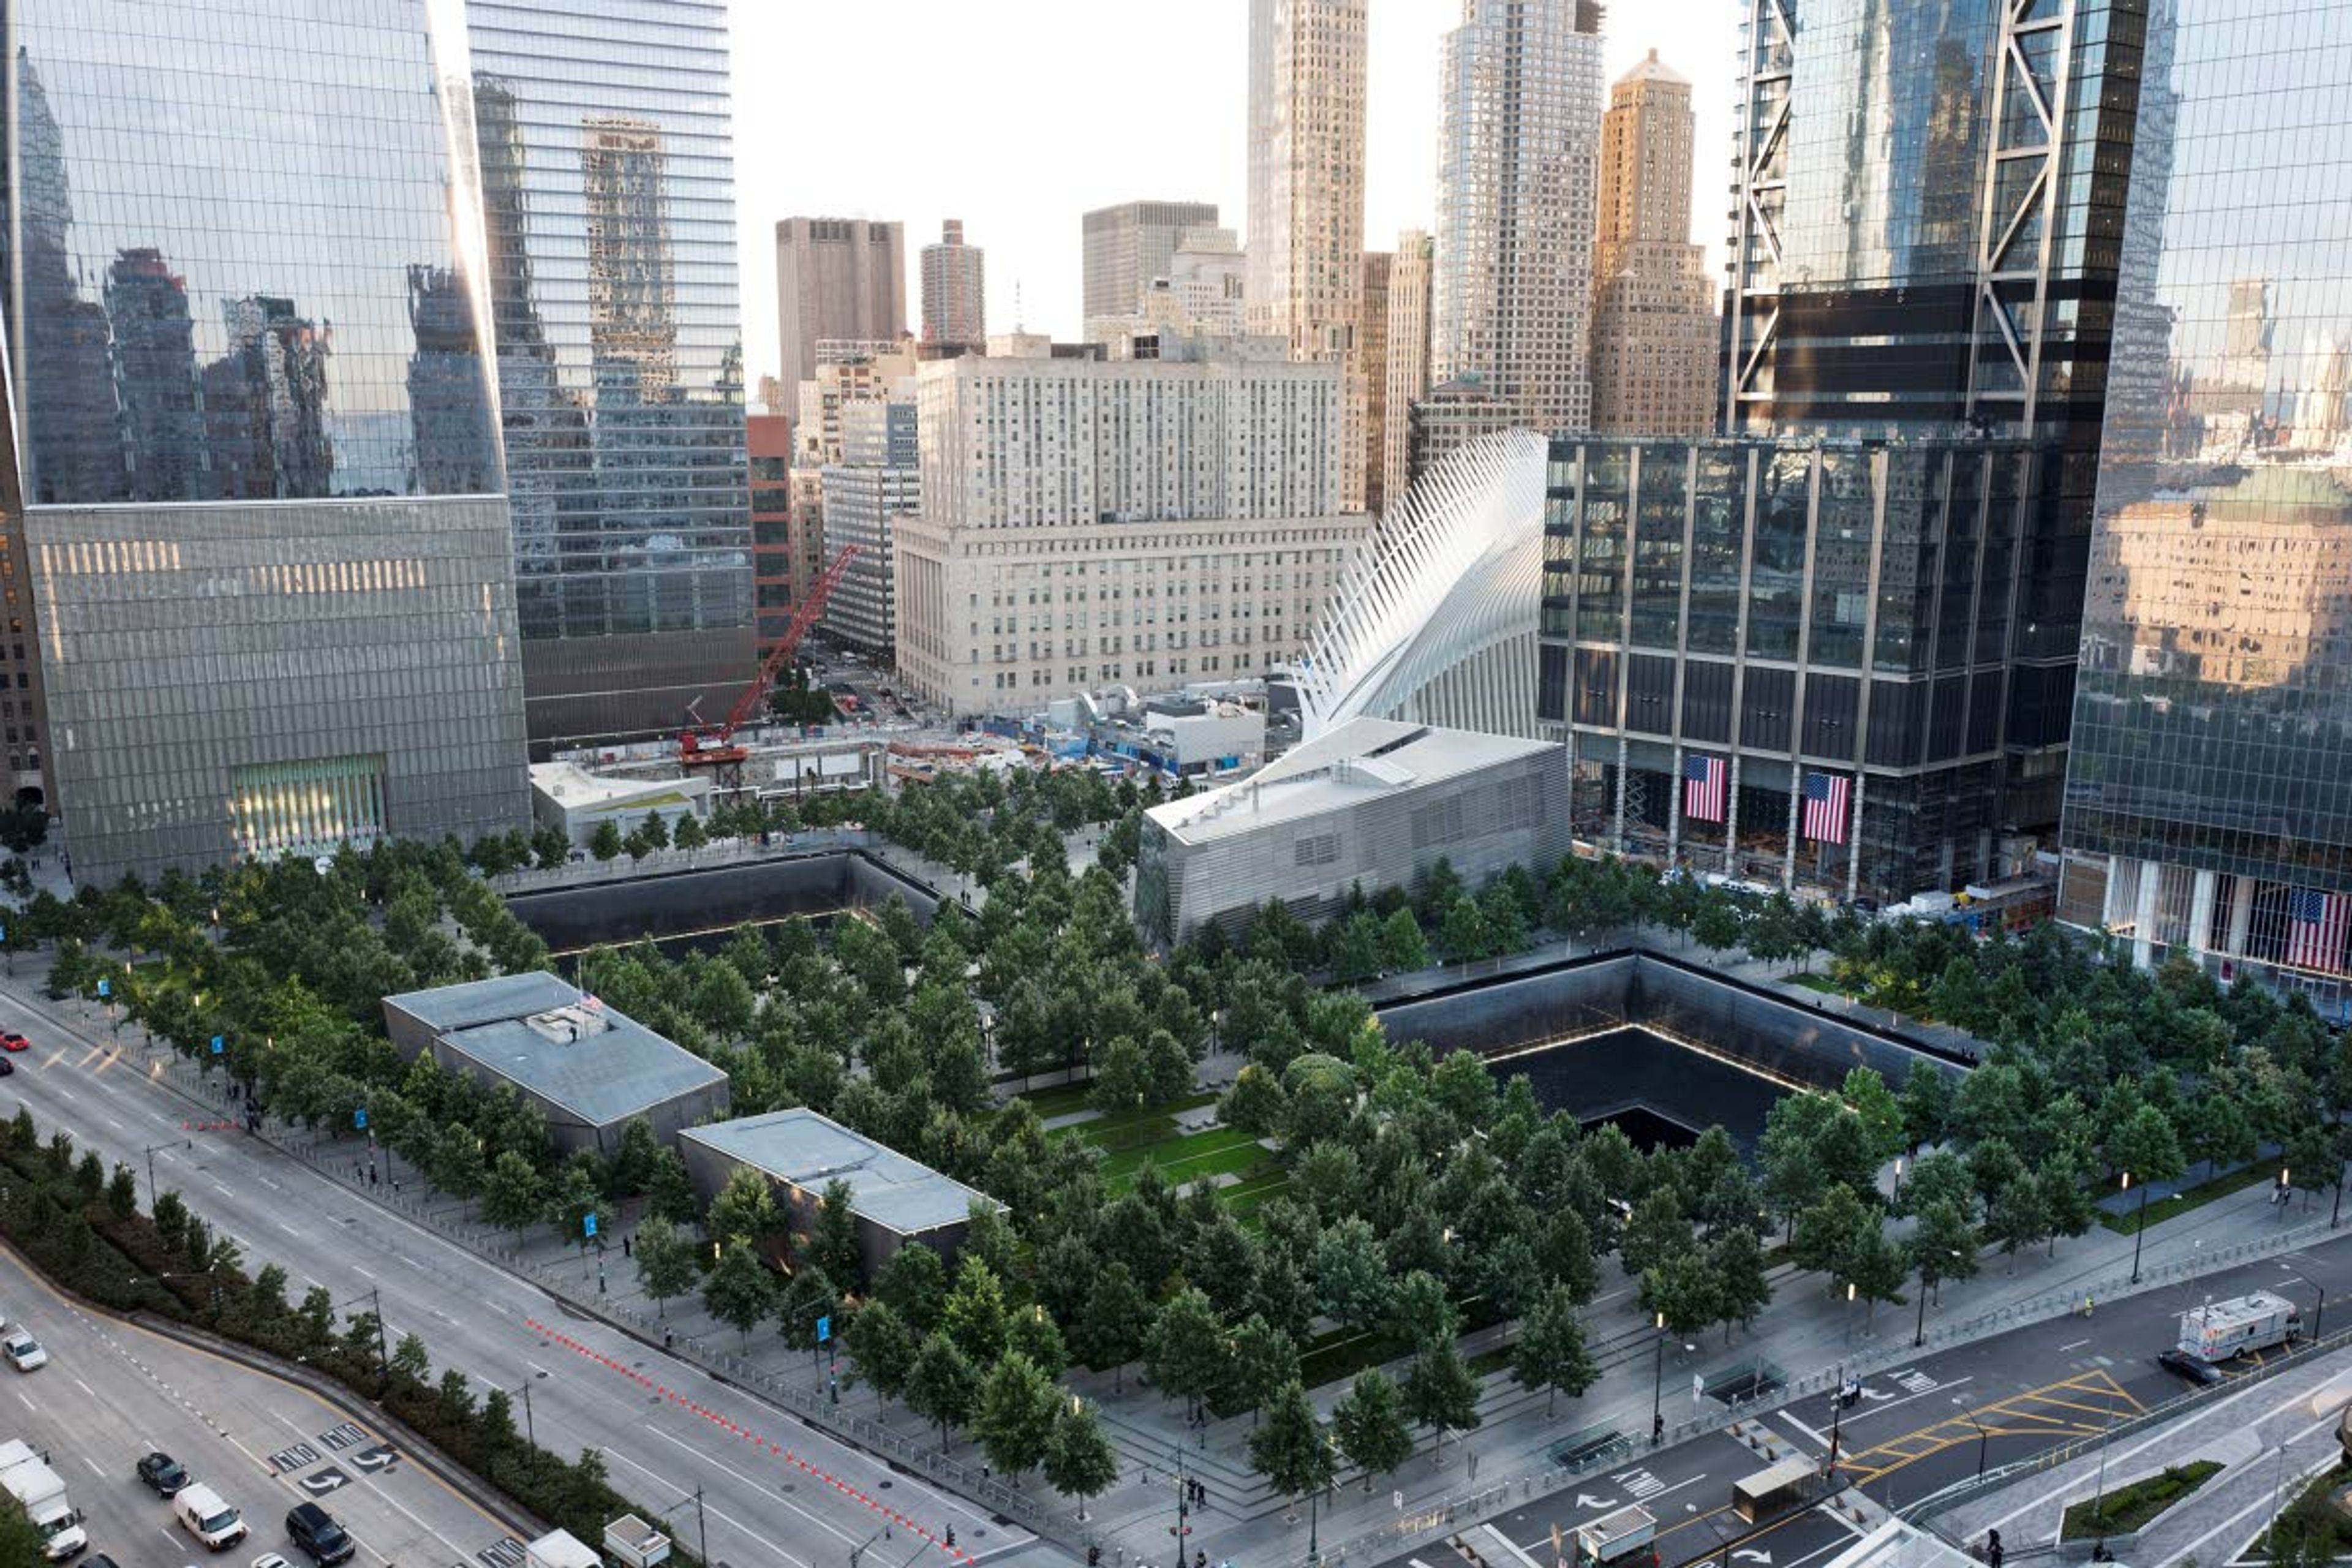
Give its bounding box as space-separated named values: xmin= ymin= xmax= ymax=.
xmin=679 ymin=543 xmax=861 ymax=776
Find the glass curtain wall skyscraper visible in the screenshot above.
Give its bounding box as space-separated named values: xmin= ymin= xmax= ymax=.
xmin=2058 ymin=0 xmax=2352 ymax=1005
xmin=467 ymin=0 xmax=755 ymax=750
xmin=0 ymin=0 xmax=529 ymax=881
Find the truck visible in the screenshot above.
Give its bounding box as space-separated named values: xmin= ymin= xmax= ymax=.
xmin=603 ymin=1517 xmax=672 ymax=1568
xmin=1574 ymin=1505 xmax=1658 ymax=1564
xmin=525 ymin=1529 xmax=605 ymax=1568
xmin=2179 ymin=1290 xmax=2302 ymax=1363
xmin=0 ymin=1439 xmax=86 ymax=1560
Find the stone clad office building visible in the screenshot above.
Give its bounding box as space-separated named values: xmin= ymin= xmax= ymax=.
xmin=2 ymin=0 xmax=530 ymax=881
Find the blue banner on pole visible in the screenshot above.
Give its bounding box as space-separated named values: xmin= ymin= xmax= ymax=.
xmin=211 ymin=1035 xmax=225 ymax=1056
xmin=353 ymin=1107 xmax=368 ymax=1131
xmin=96 ymin=978 xmax=110 ymax=999
xmin=816 ymin=1314 xmax=831 ymax=1343
xmin=583 ymin=1212 xmax=598 ymax=1238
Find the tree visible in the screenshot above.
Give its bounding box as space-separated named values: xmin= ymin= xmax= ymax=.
xmin=1045 ymin=1400 xmax=1121 ymax=1520
xmin=1619 ymin=1189 xmax=1696 ymax=1283
xmin=1224 ymin=1313 xmax=1300 ymax=1427
xmin=1332 ymin=1368 xmax=1415 ymax=1491
xmin=707 ymin=1166 xmax=780 ymax=1250
xmin=974 ymin=1351 xmax=1060 ymax=1480
xmin=1901 ymin=1060 xmax=1954 ymax=1150
xmin=811 ymin=1178 xmax=863 ymax=1289
xmin=431 ymin=1125 xmax=486 ymax=1215
xmin=633 ymin=1216 xmax=697 ymax=1318
xmin=646 ymin=1147 xmax=697 ymax=1225
xmin=1841 ymin=1067 xmax=1907 ymax=1164
xmin=1076 ymin=1262 xmax=1150 ymax=1390
xmin=940 ymin=1257 xmax=1011 ymax=1368
xmin=1250 ymin=1381 xmax=1336 ymax=1511
xmin=703 ymin=1241 xmax=777 ymax=1346
xmin=392 ymin=1330 xmax=432 ymax=1388
xmin=105 ymin=1163 xmax=138 ymax=1221
xmin=589 ymin=820 xmax=624 ymax=862
xmin=1848 ymin=1226 xmax=1909 ymax=1333
xmin=1792 ymin=1184 xmax=1877 ymax=1283
xmin=875 ymin=1242 xmax=950 ymax=1335
xmin=1386 ymin=1268 xmax=1459 ymax=1355
xmin=1906 ymin=1199 xmax=1980 ymax=1343
xmin=1330 ymin=913 xmax=1384 ymax=984
xmin=1439 ymin=896 xmax=1491 ymax=965
xmin=1143 ymin=1286 xmax=1226 ymax=1420
xmin=2108 ymin=1104 xmax=2187 ymax=1192
xmin=1512 ymin=1284 xmax=1599 ymax=1416
xmin=639 ymin=810 xmax=671 ymax=851
xmin=843 ymin=1298 xmax=918 ymax=1405
xmin=1378 ymin=908 xmax=1430 ymax=974
xmin=1642 ymin=1250 xmax=1724 ymax=1341
xmin=906 ymin=1332 xmax=981 ymax=1447
xmin=673 ymin=814 xmax=709 ymax=853
xmin=481 ymin=1151 xmax=545 ymax=1248
xmin=1007 ymin=1304 xmax=1069 ymax=1379
xmin=1984 ymin=1177 xmax=2051 ymax=1272
xmin=1311 ymin=1216 xmax=1394 ymax=1336
xmin=777 ymin=1267 xmax=840 ymax=1354
xmin=1705 ymin=1227 xmax=1774 ymax=1336
xmin=1401 ymin=1342 xmax=1483 ymax=1465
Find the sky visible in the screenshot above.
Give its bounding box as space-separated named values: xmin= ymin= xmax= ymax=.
xmin=728 ymin=0 xmax=1733 ymax=389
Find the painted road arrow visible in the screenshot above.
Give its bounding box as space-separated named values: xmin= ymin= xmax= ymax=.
xmin=1575 ymin=1494 xmax=1613 ymax=1509
xmin=1734 ymin=1551 xmax=1773 ymax=1563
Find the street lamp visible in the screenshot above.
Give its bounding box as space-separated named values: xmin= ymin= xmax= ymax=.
xmin=2278 ymin=1165 xmax=2292 ymax=1221
xmin=141 ymin=1139 xmax=189 ymax=1210
xmin=1891 ymin=1156 xmax=1906 ymax=1211
xmin=1962 ymin=1404 xmax=1991 ymax=1480
xmin=1915 ymin=1250 xmax=1962 ymax=1348
xmin=1649 ymin=1312 xmax=1667 ymax=1446
xmin=1843 ymin=1280 xmax=1858 ymax=1348
xmin=2122 ymin=1172 xmax=2149 ymax=1284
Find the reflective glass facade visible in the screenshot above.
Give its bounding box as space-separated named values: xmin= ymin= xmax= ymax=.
xmin=467 ymin=0 xmax=755 ymax=747
xmin=2058 ymin=0 xmax=2352 ymax=998
xmin=3 ymin=1 xmax=502 ymax=505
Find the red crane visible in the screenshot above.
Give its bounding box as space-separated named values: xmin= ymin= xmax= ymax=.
xmin=679 ymin=543 xmax=862 ymax=770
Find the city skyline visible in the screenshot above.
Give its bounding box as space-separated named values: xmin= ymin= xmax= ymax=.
xmin=729 ymin=0 xmax=1730 ymax=384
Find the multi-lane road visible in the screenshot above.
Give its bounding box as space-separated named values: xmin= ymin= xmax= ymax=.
xmin=1392 ymin=1216 xmax=2352 ymax=1568
xmin=0 ymin=980 xmax=1055 ymax=1568
xmin=0 ymin=1238 xmax=514 ymax=1567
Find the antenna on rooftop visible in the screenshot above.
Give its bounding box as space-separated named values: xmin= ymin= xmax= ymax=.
xmin=1014 ymin=279 xmax=1025 ymax=334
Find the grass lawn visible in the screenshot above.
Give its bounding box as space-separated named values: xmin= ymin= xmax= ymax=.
xmin=1012 ymin=1082 xmax=1096 ymax=1120
xmin=1102 ymin=1125 xmax=1268 ymax=1189
xmin=1788 ymin=972 xmax=1849 ymax=995
xmin=2253 ymin=1462 xmax=2352 ymax=1560
xmin=2061 ymin=1461 xmax=2222 ymax=1539
xmin=2100 ymin=1163 xmax=2275 ymax=1235
xmin=1221 ymin=1170 xmax=1293 ymax=1222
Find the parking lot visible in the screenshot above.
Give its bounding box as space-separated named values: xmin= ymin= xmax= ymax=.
xmin=0 ymin=1243 xmax=524 ymax=1568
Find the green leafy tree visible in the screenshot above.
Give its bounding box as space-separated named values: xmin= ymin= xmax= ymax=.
xmin=875 ymin=1242 xmax=950 ymax=1334
xmin=1705 ymin=1226 xmax=1773 ymax=1336
xmin=973 ymin=1351 xmax=1060 ymax=1479
xmin=1512 ymin=1284 xmax=1599 ymax=1415
xmin=940 ymin=1257 xmax=1011 ymax=1367
xmin=673 ymin=814 xmax=709 ymax=853
xmin=777 ymin=1267 xmax=840 ymax=1353
xmin=1792 ymin=1183 xmax=1877 ymax=1283
xmin=1439 ymin=896 xmax=1491 ymax=964
xmin=1378 ymin=908 xmax=1430 ymax=973
xmin=811 ymin=1178 xmax=864 ymax=1287
xmin=1901 ymin=1060 xmax=1954 ymax=1150
xmin=1045 ymin=1399 xmax=1121 ymax=1520
xmin=1311 ymin=1215 xmax=1394 ymax=1336
xmin=391 ymin=1331 xmax=432 ymax=1388
xmin=906 ymin=1331 xmax=981 ymax=1447
xmin=1006 ymin=1303 xmax=1069 ymax=1379
xmin=1250 ymin=1380 xmax=1336 ymax=1512
xmin=843 ymin=1298 xmax=919 ymax=1405
xmin=2108 ymin=1103 xmax=2187 ymax=1192
xmin=707 ymin=1165 xmax=781 ymax=1249
xmin=1841 ymin=1067 xmax=1907 ymax=1164
xmin=633 ymin=1215 xmax=698 ymax=1318
xmin=431 ymin=1125 xmax=487 ymax=1216
xmin=1642 ymin=1250 xmax=1724 ymax=1340
xmin=1332 ymin=1368 xmax=1415 ymax=1491
xmin=1401 ymin=1342 xmax=1483 ymax=1465
xmin=646 ymin=1147 xmax=698 ymax=1226
xmin=1848 ymin=1226 xmax=1909 ymax=1333
xmin=106 ymin=1163 xmax=138 ymax=1221
xmin=1386 ymin=1268 xmax=1459 ymax=1355
xmin=481 ymin=1151 xmax=545 ymax=1248
xmin=589 ymin=820 xmax=624 ymax=862
xmin=1076 ymin=1261 xmax=1151 ymax=1390
xmin=1224 ymin=1313 xmax=1301 ymax=1427
xmin=1905 ymin=1199 xmax=1980 ymax=1343
xmin=1144 ymin=1286 xmax=1226 ymax=1420
xmin=703 ymin=1240 xmax=777 ymax=1346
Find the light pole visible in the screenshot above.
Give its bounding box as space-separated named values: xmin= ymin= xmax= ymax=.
xmin=2123 ymin=1172 xmax=2148 ymax=1284
xmin=143 ymin=1139 xmax=189 ymax=1210
xmin=1843 ymin=1281 xmax=1858 ymax=1349
xmin=1962 ymin=1404 xmax=1990 ymax=1480
xmin=1649 ymin=1312 xmax=1667 ymax=1446
xmin=1891 ymin=1156 xmax=1906 ymax=1212
xmin=2334 ymin=1154 xmax=2347 ymax=1230
xmin=2278 ymin=1164 xmax=2292 ymax=1221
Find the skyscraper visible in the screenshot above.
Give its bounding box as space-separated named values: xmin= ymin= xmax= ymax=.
xmin=2058 ymin=0 xmax=2352 ymax=996
xmin=1382 ymin=230 xmax=1434 ymax=513
xmin=1080 ymin=200 xmax=1219 ymax=328
xmin=1360 ymin=251 xmax=1393 ymax=517
xmin=775 ymin=217 xmax=907 ymax=398
xmin=1545 ymin=0 xmax=2147 ymax=902
xmin=1246 ymin=0 xmax=1370 ymax=512
xmin=1589 ymin=51 xmax=1716 ymax=435
xmin=1430 ymin=0 xmax=1605 ymax=431
xmin=470 ymin=0 xmax=756 ymax=752
xmin=2 ymin=0 xmax=528 ymax=880
xmin=921 ymin=220 xmax=986 ymax=351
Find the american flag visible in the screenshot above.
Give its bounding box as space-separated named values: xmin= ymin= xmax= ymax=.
xmin=2287 ymin=888 xmax=2350 ymax=973
xmin=1802 ymin=772 xmax=1852 ymax=844
xmin=1684 ymin=754 xmax=1727 ymax=823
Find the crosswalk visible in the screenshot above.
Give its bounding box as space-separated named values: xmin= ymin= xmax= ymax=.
xmin=1893 ymin=1369 xmax=1937 ymax=1395
xmin=1614 ymin=1467 xmax=1667 ymax=1500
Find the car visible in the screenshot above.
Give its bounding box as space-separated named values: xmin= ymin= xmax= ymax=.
xmin=83 ymin=1557 xmax=119 ymax=1568
xmin=0 ymin=1033 xmax=27 ymax=1052
xmin=176 ymin=1482 xmax=247 ymax=1550
xmin=4 ymin=1330 xmax=48 ymax=1371
xmin=2157 ymin=1348 xmax=2225 ymax=1385
xmin=283 ymin=1503 xmax=353 ymax=1567
xmin=252 ymin=1555 xmax=293 ymax=1568
xmin=139 ymin=1451 xmax=192 ymax=1495
xmin=0 ymin=1058 xmax=15 ymax=1076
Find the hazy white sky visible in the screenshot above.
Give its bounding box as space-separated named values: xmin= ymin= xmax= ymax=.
xmin=729 ymin=0 xmax=1733 ymax=387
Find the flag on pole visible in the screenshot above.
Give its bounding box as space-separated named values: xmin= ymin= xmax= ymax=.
xmin=1683 ymin=754 xmax=1727 ymax=822
xmin=1802 ymin=772 xmax=1852 ymax=844
xmin=2286 ymin=888 xmax=2350 ymax=973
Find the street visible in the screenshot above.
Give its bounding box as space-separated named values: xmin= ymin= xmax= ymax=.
xmin=1392 ymin=1229 xmax=2352 ymax=1568
xmin=0 ymin=981 xmax=1058 ymax=1568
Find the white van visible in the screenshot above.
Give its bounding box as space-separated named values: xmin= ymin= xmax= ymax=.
xmin=175 ymin=1482 xmax=247 ymax=1550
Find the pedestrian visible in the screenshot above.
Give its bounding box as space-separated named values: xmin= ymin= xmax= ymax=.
xmin=664 ymin=1327 xmax=674 ymax=1350
xmin=392 ymin=1178 xmax=401 ymax=1196
xmin=369 ymin=1166 xmax=379 ymax=1188
xmin=624 ymin=1234 xmax=633 ymax=1259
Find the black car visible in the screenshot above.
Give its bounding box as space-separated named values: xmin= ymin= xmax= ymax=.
xmin=285 ymin=1501 xmax=355 ymax=1566
xmin=2157 ymin=1348 xmax=2225 ymax=1385
xmin=0 ymin=1058 xmax=15 ymax=1076
xmin=84 ymin=1557 xmax=120 ymax=1568
xmin=137 ymin=1450 xmax=189 ymax=1495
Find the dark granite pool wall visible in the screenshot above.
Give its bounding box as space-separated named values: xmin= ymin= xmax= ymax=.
xmin=508 ymin=851 xmax=942 ymax=954
xmin=1375 ymin=951 xmax=1962 ymax=1097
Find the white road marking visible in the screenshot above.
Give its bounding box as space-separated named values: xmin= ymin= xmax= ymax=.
xmin=644 ymin=1423 xmax=862 ymax=1545
xmin=211 ymin=1182 xmax=232 ymax=1196
xmin=104 ymin=1117 xmax=123 ymax=1132
xmin=50 ymin=1086 xmax=74 ymax=1101
xmin=70 ymin=1377 xmax=93 ymax=1398
xmin=275 ymin=1221 xmax=301 ymax=1237
xmin=15 ymin=1390 xmax=31 ymax=1411
xmin=1839 ymin=1374 xmax=1974 ymax=1424
xmin=526 ymin=1361 xmax=552 ymax=1377
xmin=601 ymin=1444 xmax=812 ymax=1568
xmin=257 ymin=1177 xmax=282 ymax=1192
xmin=2059 ymin=1338 xmax=2092 ymax=1352
xmin=79 ymin=1453 xmax=100 ymax=1477
xmin=352 ymin=1265 xmax=377 ymax=1280
xmin=1777 ymin=1409 xmax=1830 ymax=1449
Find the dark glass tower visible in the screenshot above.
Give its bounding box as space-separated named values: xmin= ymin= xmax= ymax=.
xmin=466 ymin=0 xmax=756 ymax=752
xmin=2057 ymin=0 xmax=2352 ymax=1004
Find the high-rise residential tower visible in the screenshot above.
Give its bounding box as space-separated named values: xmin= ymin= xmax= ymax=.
xmin=1430 ymin=0 xmax=1606 ymax=432
xmin=1545 ymin=0 xmax=2146 ymax=902
xmin=2 ymin=0 xmax=529 ymax=880
xmin=1245 ymin=0 xmax=1370 ymax=512
xmin=470 ymin=0 xmax=755 ymax=752
xmin=921 ymin=220 xmax=986 ymax=351
xmin=1360 ymin=252 xmax=1393 ymax=517
xmin=775 ymin=218 xmax=907 ymax=398
xmin=2057 ymin=0 xmax=2352 ymax=997
xmin=1589 ymin=51 xmax=1716 ymax=435
xmin=1080 ymin=201 xmax=1219 ymax=329
xmin=1382 ymin=230 xmax=1434 ymax=512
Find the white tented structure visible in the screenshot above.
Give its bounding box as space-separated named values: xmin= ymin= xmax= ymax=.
xmin=1290 ymin=428 xmax=1548 ymax=740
